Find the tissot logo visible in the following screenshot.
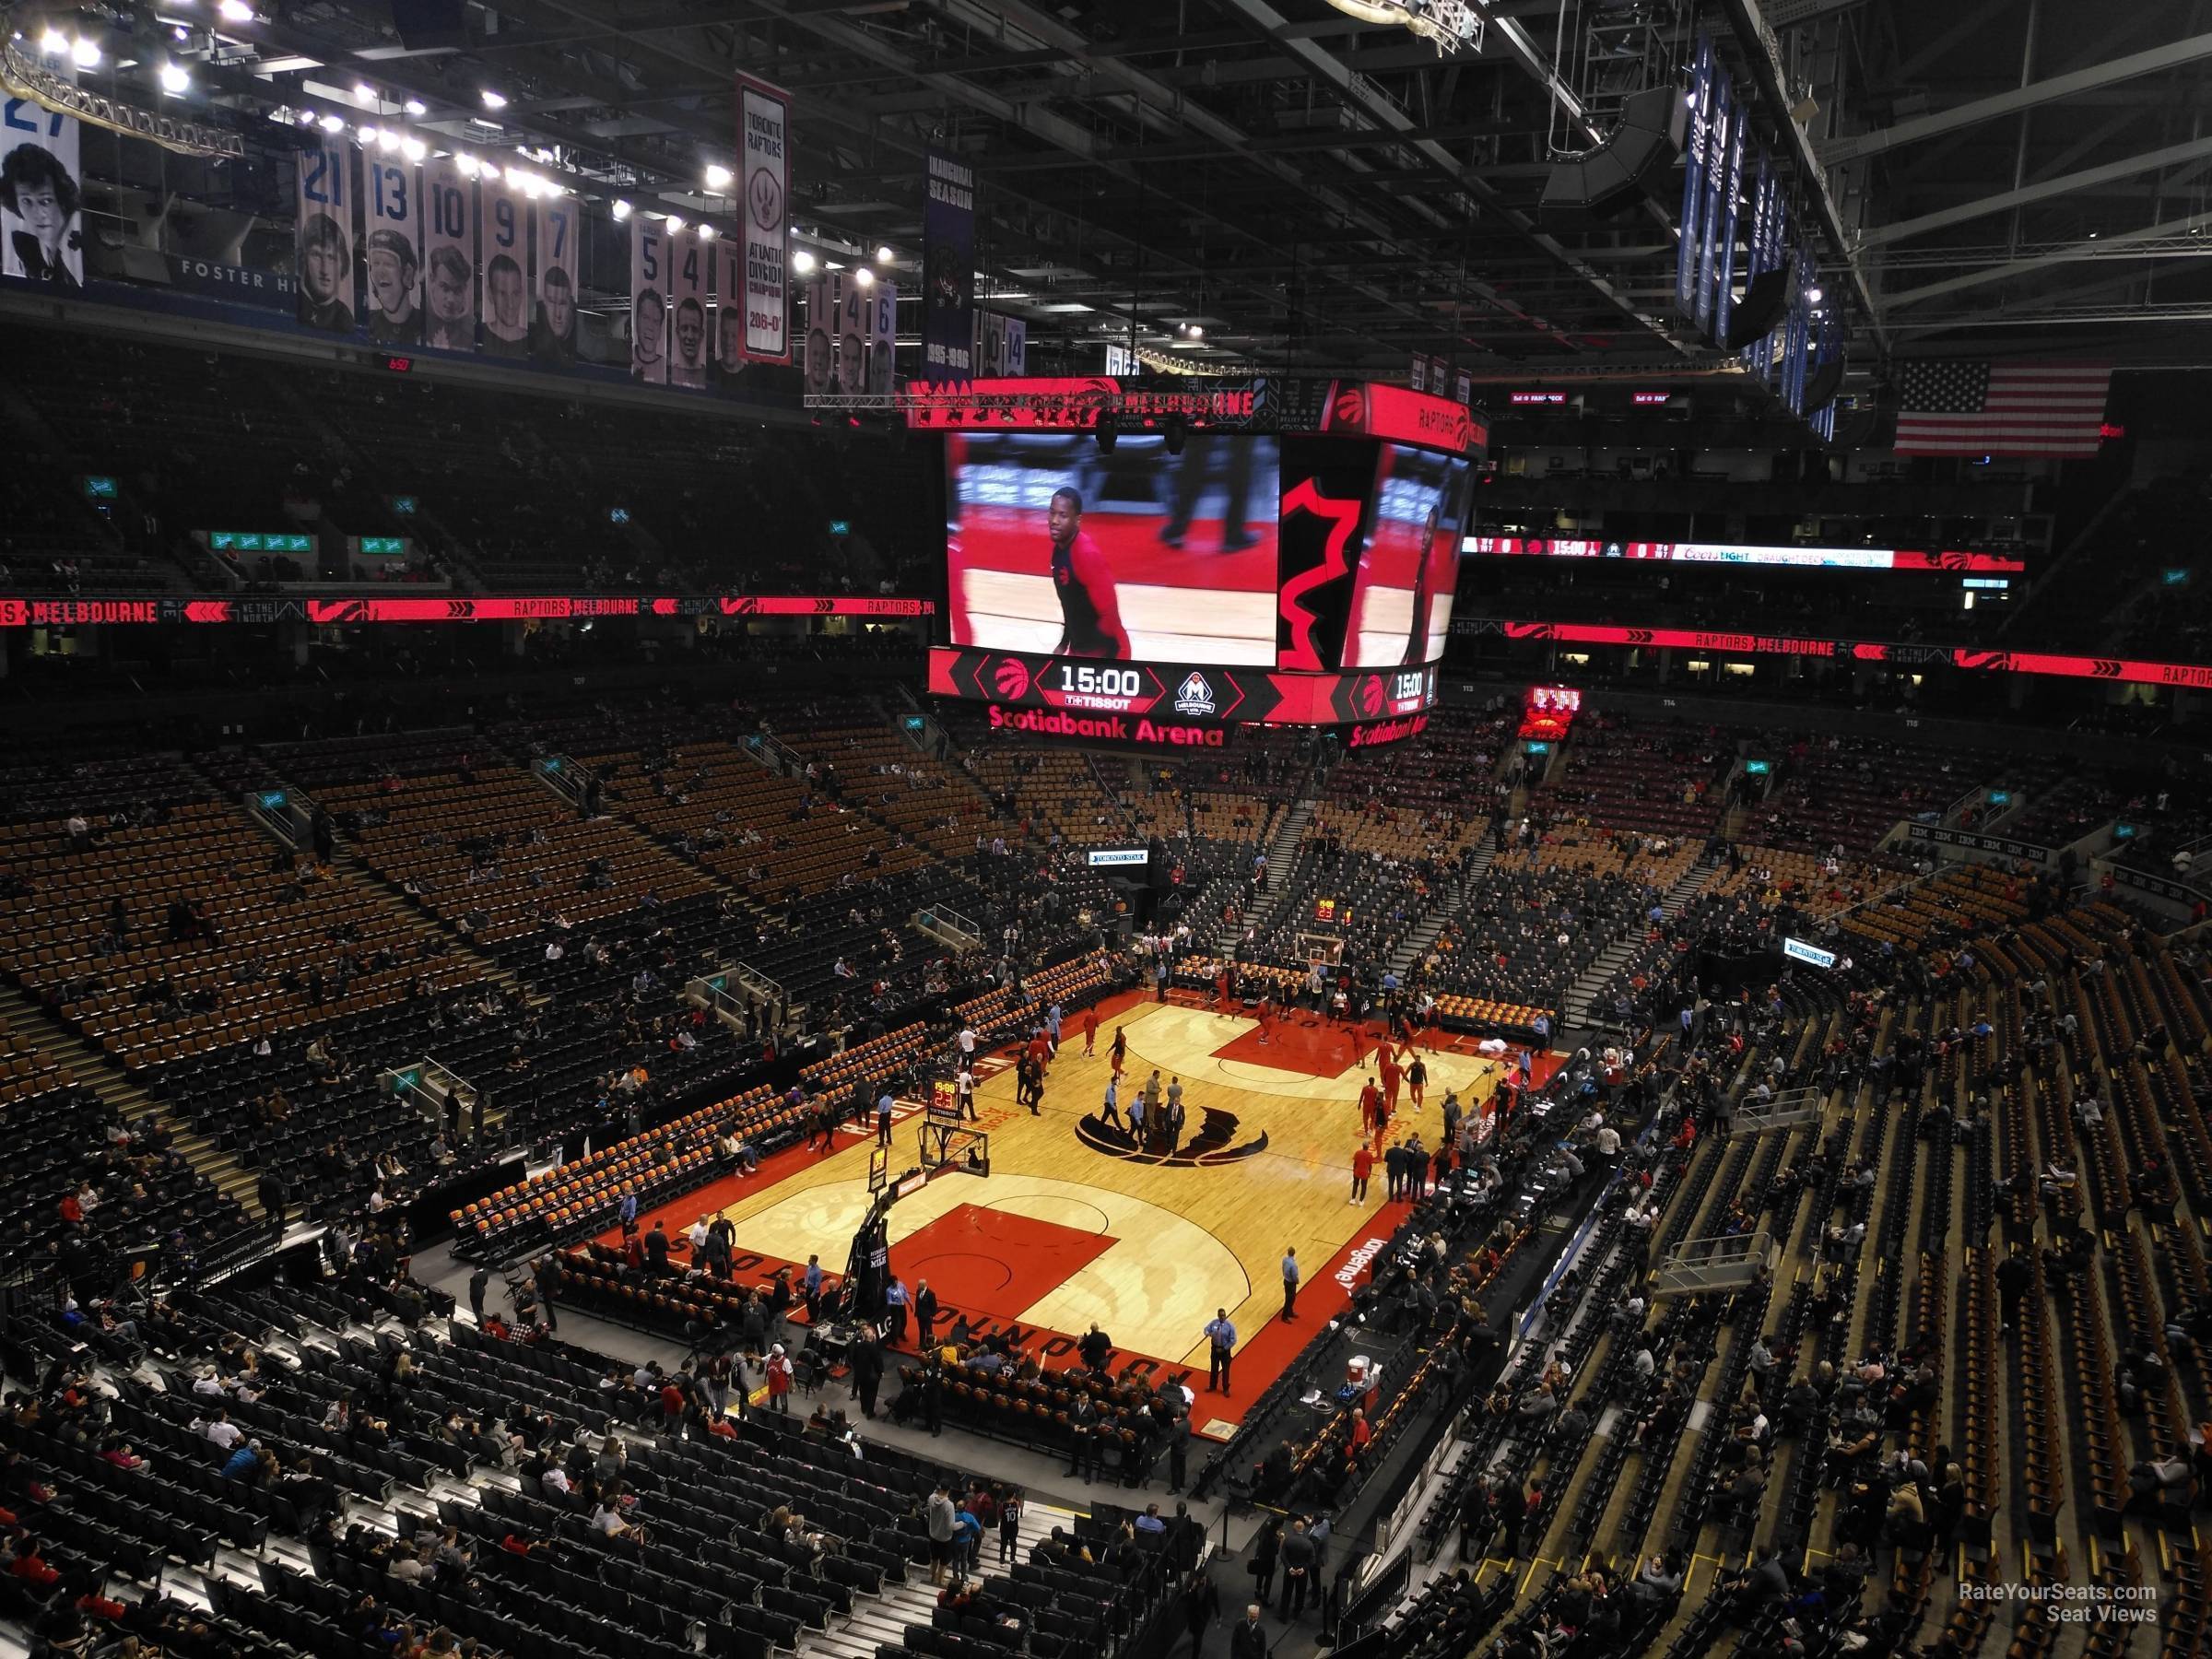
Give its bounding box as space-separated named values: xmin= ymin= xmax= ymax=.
xmin=1173 ymin=672 xmax=1217 ymax=716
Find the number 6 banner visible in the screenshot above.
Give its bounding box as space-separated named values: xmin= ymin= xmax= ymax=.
xmin=736 ymin=73 xmax=791 ymax=363
xmin=421 ymin=157 xmax=476 ymax=352
xmin=294 ymin=137 xmax=355 ymax=333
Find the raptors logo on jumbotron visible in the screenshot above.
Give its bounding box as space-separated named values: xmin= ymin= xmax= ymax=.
xmin=1358 ymin=676 xmax=1387 ymax=719
xmin=1332 ymin=386 xmax=1366 ymax=428
xmin=992 ymin=656 xmax=1031 ymax=700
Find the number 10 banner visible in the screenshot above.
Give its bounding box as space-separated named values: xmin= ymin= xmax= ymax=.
xmin=736 ymin=73 xmax=791 ymax=363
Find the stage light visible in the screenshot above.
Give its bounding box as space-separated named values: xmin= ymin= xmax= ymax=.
xmin=698 ymin=224 xmax=716 ymax=241
xmin=354 ymin=81 xmax=376 ymax=102
xmin=1805 ymin=286 xmax=1823 ymax=304
xmin=793 ymin=249 xmax=818 ymax=274
xmin=612 ymin=198 xmax=632 ymax=220
xmin=39 ymin=27 xmax=69 ymax=53
xmin=217 ymin=0 xmax=253 ymax=18
xmin=71 ymin=35 xmax=101 ymax=66
xmin=454 ymin=154 xmax=479 ymax=177
xmin=480 ymin=88 xmax=507 ymax=110
xmin=404 ymin=98 xmax=426 ymax=116
xmin=853 ymin=266 xmax=872 ymax=287
xmin=876 ymin=245 xmax=895 ymax=265
xmin=376 ymin=128 xmax=399 ymax=151
xmin=704 ymin=163 xmax=734 ymax=190
xmin=319 ymin=112 xmax=346 ymax=133
xmin=401 ymin=136 xmax=426 ymax=161
xmin=664 ymin=213 xmax=685 ymax=233
xmin=159 ymin=61 xmax=191 ymax=93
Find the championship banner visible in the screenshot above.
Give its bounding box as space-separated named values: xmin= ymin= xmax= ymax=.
xmin=1715 ymin=110 xmax=1747 ymax=350
xmin=922 ymin=146 xmax=976 ymax=383
xmin=713 ymin=239 xmax=745 ymax=377
xmin=667 ymin=229 xmax=709 ymax=389
xmin=3 ymin=94 xmax=84 ymax=288
xmin=478 ymin=172 xmax=529 ymax=359
xmin=1694 ymin=70 xmax=1729 ymax=337
xmin=735 ymin=73 xmax=790 ymax=363
xmin=1677 ymin=35 xmax=1712 ymax=321
xmin=293 ymin=136 xmax=354 ymax=332
xmin=835 ymin=273 xmax=866 ymax=394
xmin=630 ymin=216 xmax=668 ymax=384
xmin=1003 ymin=316 xmax=1027 ymax=377
xmin=802 ymin=270 xmax=833 ymax=395
xmin=421 ymin=157 xmax=475 ymax=351
xmin=362 ymin=154 xmax=421 ymax=346
xmin=1408 ymin=355 xmax=1428 ymax=393
xmin=534 ymin=196 xmax=579 ymax=364
xmin=867 ymin=278 xmax=896 ymax=394
xmin=1454 ymin=370 xmax=1474 ymax=407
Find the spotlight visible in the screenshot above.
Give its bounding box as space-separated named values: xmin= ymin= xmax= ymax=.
xmin=611 ymin=198 xmax=632 ymax=221
xmin=376 ymin=128 xmax=399 ymax=152
xmin=39 ymin=27 xmax=68 ymax=53
xmin=792 ymin=249 xmax=818 ymax=274
xmin=159 ymin=61 xmax=191 ymax=93
xmin=1805 ymin=286 xmax=1823 ymax=304
xmin=401 ymin=136 xmax=426 ymax=161
xmin=354 ymin=81 xmax=376 ymax=102
xmin=404 ymin=99 xmax=426 ymax=116
xmin=853 ymin=267 xmax=872 ymax=287
xmin=454 ymin=154 xmax=479 ymax=177
xmin=358 ymin=124 xmax=381 ymax=145
xmin=71 ymin=35 xmax=101 ymax=66
xmin=704 ymin=163 xmax=734 ymax=190
xmin=479 ymin=88 xmax=507 ymax=110
xmin=665 ymin=213 xmax=684 ymax=233
xmin=217 ymin=0 xmax=253 ymax=18
xmin=319 ymin=112 xmax=346 ymax=133
xmin=698 ymin=224 xmax=716 ymax=241
xmin=876 ymin=245 xmax=895 ymax=265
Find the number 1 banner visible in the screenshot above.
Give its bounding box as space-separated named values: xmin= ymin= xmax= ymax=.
xmin=294 ymin=137 xmax=355 ymax=333
xmin=362 ymin=155 xmax=420 ymax=345
xmin=421 ymin=157 xmax=475 ymax=352
xmin=2 ymin=94 xmax=85 ymax=289
xmin=478 ymin=173 xmax=529 ymax=359
xmin=736 ymin=74 xmax=791 ymax=363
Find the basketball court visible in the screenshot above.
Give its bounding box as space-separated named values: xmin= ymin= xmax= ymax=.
xmin=614 ymin=989 xmax=1537 ymax=1435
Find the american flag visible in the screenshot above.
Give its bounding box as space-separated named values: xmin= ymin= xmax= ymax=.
xmin=1894 ymin=359 xmax=2112 ymax=457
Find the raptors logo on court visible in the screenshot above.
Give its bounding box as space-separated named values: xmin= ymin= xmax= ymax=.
xmin=1076 ymin=1106 xmax=1267 ymax=1168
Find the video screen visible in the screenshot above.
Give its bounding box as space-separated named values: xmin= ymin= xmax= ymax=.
xmin=1342 ymin=443 xmax=1470 ymax=668
xmin=946 ymin=431 xmax=1282 ymax=665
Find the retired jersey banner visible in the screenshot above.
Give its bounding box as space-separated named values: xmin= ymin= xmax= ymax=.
xmin=868 ymin=278 xmax=897 ymax=394
xmin=835 ymin=274 xmax=867 ymax=394
xmin=2 ymin=96 xmax=83 ymax=289
xmin=736 ymin=74 xmax=791 ymax=363
xmin=803 ymin=271 xmax=833 ymax=396
xmin=668 ymin=229 xmax=710 ymax=389
xmin=922 ymin=147 xmax=977 ymax=383
xmin=362 ymin=155 xmax=421 ymax=346
xmin=293 ymin=137 xmax=355 ymax=332
xmin=421 ymin=158 xmax=475 ymax=351
xmin=534 ymin=196 xmax=579 ymax=364
xmin=1003 ymin=316 xmax=1027 ymax=377
xmin=478 ymin=174 xmax=529 ymax=359
xmin=714 ymin=238 xmax=746 ymax=376
xmin=1695 ymin=71 xmax=1729 ymax=338
xmin=1677 ymin=35 xmax=1712 ymax=322
xmin=631 ymin=216 xmax=669 ymax=385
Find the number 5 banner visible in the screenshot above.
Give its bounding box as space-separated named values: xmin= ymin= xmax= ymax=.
xmin=631 ymin=216 xmax=668 ymax=384
xmin=294 ymin=137 xmax=355 ymax=332
xmin=736 ymin=73 xmax=791 ymax=363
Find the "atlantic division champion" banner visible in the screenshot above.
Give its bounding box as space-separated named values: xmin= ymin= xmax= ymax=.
xmin=735 ymin=74 xmax=790 ymax=363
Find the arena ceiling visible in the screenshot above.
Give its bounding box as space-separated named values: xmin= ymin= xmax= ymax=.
xmin=42 ymin=0 xmax=2212 ymax=386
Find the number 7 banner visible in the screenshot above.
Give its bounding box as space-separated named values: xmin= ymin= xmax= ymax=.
xmin=534 ymin=197 xmax=579 ymax=364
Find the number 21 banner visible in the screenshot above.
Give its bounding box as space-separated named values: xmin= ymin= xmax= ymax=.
xmin=2 ymin=94 xmax=85 ymax=289
xmin=294 ymin=137 xmax=354 ymax=333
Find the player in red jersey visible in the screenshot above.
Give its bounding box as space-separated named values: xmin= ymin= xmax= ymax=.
xmin=1047 ymin=488 xmax=1128 ymax=660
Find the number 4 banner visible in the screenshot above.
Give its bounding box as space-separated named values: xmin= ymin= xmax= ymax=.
xmin=294 ymin=137 xmax=355 ymax=333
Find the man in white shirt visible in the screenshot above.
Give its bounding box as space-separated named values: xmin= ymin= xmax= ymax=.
xmin=957 ymin=1026 xmax=978 ymax=1062
xmin=200 ymin=1413 xmax=242 ymax=1450
xmin=542 ymin=1464 xmax=571 ymax=1495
